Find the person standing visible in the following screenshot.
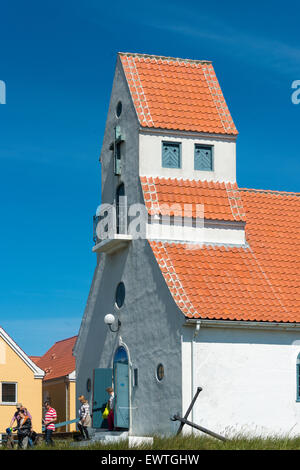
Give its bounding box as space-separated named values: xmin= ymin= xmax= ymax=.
xmin=106 ymin=387 xmax=114 ymax=431
xmin=17 ymin=409 xmax=32 ymax=449
xmin=78 ymin=395 xmax=91 ymax=440
xmin=43 ymin=401 xmax=57 ymax=446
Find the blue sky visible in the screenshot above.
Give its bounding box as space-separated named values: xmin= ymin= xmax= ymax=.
xmin=0 ymin=0 xmax=300 ymax=355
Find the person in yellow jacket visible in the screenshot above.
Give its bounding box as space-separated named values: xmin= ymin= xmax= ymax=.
xmin=106 ymin=387 xmax=114 ymax=431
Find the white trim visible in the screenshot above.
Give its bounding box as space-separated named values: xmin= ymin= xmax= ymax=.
xmin=119 ymin=52 xmax=212 ymax=65
xmin=185 ymin=319 xmax=300 ymax=331
xmin=67 ymin=370 xmax=76 ymax=381
xmin=0 ymin=403 xmax=18 ymax=406
xmin=0 ymin=327 xmax=45 ymax=379
xmin=93 ymin=234 xmax=133 ymax=254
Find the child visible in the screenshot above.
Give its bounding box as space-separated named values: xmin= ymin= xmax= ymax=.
xmin=78 ymin=395 xmax=91 ymax=440
xmin=106 ymin=387 xmax=114 ymax=431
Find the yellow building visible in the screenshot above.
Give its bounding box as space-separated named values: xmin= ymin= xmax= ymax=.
xmin=31 ymin=336 xmax=77 ymax=432
xmin=0 ymin=327 xmax=44 ymax=433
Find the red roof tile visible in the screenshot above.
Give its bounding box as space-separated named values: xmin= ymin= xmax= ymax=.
xmin=140 ymin=177 xmax=246 ymax=222
xmin=37 ymin=336 xmax=77 ymax=381
xmin=29 ymin=356 xmax=41 ymax=365
xmin=119 ymin=53 xmax=238 ymax=135
xmin=149 ymin=188 xmax=300 ymax=323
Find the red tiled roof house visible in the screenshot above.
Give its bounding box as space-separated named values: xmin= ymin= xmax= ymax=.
xmin=74 ymin=53 xmax=300 ymax=438
xmin=32 ymin=336 xmax=77 ymax=432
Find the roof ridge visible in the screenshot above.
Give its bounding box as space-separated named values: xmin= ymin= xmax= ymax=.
xmin=241 ymin=187 xmax=300 ymax=197
xmin=54 ymin=335 xmax=78 ymax=344
xmin=118 ymin=52 xmax=212 ymax=64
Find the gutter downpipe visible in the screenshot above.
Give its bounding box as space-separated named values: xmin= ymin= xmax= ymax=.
xmin=191 ymin=320 xmax=201 ymax=433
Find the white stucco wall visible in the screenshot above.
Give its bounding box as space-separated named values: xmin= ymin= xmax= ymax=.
xmin=182 ymin=325 xmax=300 ymax=438
xmin=139 ymin=131 xmax=236 ymax=183
xmin=146 ymin=220 xmax=245 ymax=246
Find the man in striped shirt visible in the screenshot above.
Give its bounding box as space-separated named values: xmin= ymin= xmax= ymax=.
xmin=43 ymin=401 xmax=57 ymax=446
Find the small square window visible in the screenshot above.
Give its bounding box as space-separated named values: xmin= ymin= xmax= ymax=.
xmin=162 ymin=142 xmax=181 ymax=169
xmin=2 ymin=382 xmax=17 ymax=403
xmin=194 ymin=145 xmax=213 ymax=171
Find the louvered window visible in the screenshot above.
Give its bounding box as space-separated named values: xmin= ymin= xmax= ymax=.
xmin=194 ymin=145 xmax=213 ymax=171
xmin=162 ymin=142 xmax=181 ymax=169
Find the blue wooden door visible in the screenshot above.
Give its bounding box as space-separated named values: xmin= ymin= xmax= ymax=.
xmin=92 ymin=368 xmax=112 ymax=428
xmin=114 ymin=362 xmax=129 ymax=429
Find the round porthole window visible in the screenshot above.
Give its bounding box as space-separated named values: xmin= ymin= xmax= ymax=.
xmin=156 ymin=364 xmax=164 ymax=382
xmin=86 ymin=378 xmax=91 ymax=393
xmin=116 ymin=101 xmax=122 ymax=118
xmin=115 ymin=282 xmax=125 ymax=309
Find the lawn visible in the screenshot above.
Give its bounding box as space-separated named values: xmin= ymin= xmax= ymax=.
xmin=2 ymin=434 xmax=300 ymax=450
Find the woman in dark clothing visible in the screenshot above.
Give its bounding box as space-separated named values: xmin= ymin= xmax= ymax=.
xmin=16 ymin=410 xmax=32 ymax=449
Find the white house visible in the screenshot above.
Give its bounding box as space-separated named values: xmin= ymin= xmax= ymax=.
xmin=73 ymin=52 xmax=300 ymax=438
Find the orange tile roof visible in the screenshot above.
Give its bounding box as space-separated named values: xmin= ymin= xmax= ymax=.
xmin=37 ymin=336 xmax=77 ymax=381
xmin=140 ymin=177 xmax=246 ymax=222
xmin=119 ymin=53 xmax=238 ymax=135
xmin=149 ymin=188 xmax=300 ymax=323
xmin=29 ymin=356 xmax=41 ymax=365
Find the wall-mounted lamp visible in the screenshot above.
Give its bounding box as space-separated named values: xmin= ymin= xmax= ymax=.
xmin=104 ymin=313 xmax=121 ymax=333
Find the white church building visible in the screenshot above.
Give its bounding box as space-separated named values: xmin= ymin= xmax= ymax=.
xmin=73 ymin=52 xmax=300 ymax=438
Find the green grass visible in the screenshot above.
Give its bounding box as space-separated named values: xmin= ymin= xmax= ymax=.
xmin=3 ymin=434 xmax=300 ymax=450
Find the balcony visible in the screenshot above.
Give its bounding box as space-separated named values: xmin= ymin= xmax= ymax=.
xmin=92 ymin=211 xmax=132 ymax=255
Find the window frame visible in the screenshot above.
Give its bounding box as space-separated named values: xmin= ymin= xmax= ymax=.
xmin=194 ymin=144 xmax=214 ymax=172
xmin=162 ymin=141 xmax=181 ymax=169
xmin=1 ymin=381 xmax=18 ymax=405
